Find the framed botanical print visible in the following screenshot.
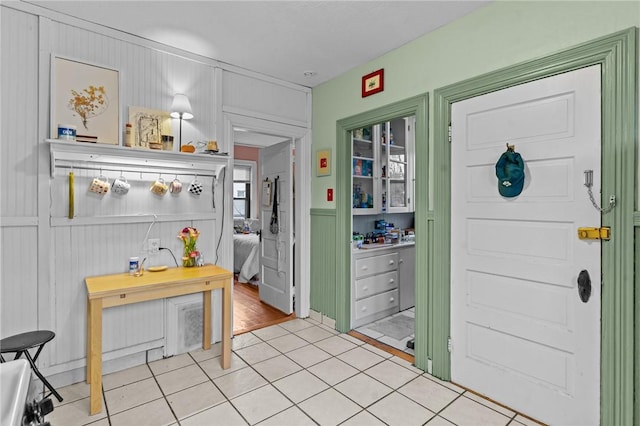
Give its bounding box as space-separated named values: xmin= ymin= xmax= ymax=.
xmin=51 ymin=56 xmax=120 ymax=144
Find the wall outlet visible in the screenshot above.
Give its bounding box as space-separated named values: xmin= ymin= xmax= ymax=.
xmin=148 ymin=238 xmax=160 ymax=254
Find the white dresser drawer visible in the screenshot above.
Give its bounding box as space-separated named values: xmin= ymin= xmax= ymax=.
xmin=354 ymin=289 xmax=399 ymax=321
xmin=355 ymin=252 xmax=398 ymax=278
xmin=354 ymin=271 xmax=397 ymax=300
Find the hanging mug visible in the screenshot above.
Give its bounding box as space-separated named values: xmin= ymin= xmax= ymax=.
xmin=88 ymin=175 xmax=109 ymax=195
xmin=169 ymin=177 xmax=182 ymax=194
xmin=112 ymin=175 xmax=130 ymax=195
xmin=150 ymin=177 xmax=168 ymax=196
xmin=188 ymin=178 xmax=204 ymax=195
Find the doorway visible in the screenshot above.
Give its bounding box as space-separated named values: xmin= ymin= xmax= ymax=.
xmin=226 ymin=113 xmax=311 ymax=334
xmin=233 ymin=142 xmax=294 ymax=334
xmin=349 ymin=115 xmax=417 ymax=357
xmin=334 ymin=95 xmax=428 ymax=357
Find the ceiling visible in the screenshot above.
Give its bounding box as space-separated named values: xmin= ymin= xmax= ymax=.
xmin=25 ymin=0 xmax=490 ymax=88
xmin=22 ymin=0 xmax=490 ymax=147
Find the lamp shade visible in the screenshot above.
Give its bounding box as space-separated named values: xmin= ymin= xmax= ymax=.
xmin=170 ymin=94 xmax=193 ymax=119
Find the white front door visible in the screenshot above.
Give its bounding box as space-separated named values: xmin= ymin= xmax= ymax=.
xmin=259 ymin=140 xmax=294 ymax=314
xmin=451 ymin=65 xmax=601 ymax=425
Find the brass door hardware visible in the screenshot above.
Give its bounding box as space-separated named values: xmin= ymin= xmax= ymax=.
xmin=577 ymin=227 xmax=610 ymax=240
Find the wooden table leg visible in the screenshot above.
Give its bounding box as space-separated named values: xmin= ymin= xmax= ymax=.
xmin=221 ymin=278 xmax=231 ymax=369
xmin=88 ymin=298 xmax=103 ymax=415
xmin=86 ymin=296 xmax=92 ymax=384
xmin=202 ymin=290 xmax=211 ymax=350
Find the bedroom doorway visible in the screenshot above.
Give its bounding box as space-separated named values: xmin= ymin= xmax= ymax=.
xmin=225 ymin=112 xmax=311 ymax=335
xmin=233 ymin=140 xmax=295 ymax=334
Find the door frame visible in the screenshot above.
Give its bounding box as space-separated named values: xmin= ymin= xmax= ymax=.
xmin=224 ymin=112 xmax=311 ymax=319
xmin=432 ymin=28 xmax=637 ymax=425
xmin=335 ymin=94 xmax=428 ymax=330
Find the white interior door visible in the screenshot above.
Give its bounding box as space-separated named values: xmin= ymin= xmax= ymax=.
xmin=451 ymin=65 xmax=601 ymax=425
xmin=259 ymin=140 xmax=294 ymax=314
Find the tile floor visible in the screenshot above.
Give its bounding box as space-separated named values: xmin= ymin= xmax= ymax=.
xmin=355 ymin=308 xmax=415 ymax=355
xmin=48 ymin=318 xmax=540 ymax=426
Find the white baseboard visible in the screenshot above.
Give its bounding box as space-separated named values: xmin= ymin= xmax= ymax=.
xmin=46 ymin=347 xmax=164 ymax=389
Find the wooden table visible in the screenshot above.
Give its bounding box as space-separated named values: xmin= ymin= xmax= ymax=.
xmin=85 ymin=264 xmax=233 ymax=415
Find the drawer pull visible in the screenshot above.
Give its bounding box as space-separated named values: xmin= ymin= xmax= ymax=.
xmin=389 ymin=279 xmax=394 ymax=284
xmin=361 ymin=266 xmax=368 ymax=271
xmin=362 ymin=286 xmax=368 ymax=291
xmin=120 ymin=294 xmax=126 ymax=299
xmin=389 ymin=297 xmax=395 ymax=302
xmin=389 ymin=260 xmax=395 ymax=265
xmin=362 ymin=306 xmax=367 ymax=312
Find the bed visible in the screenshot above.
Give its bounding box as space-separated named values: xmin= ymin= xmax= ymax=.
xmin=233 ymin=233 xmax=260 ymax=283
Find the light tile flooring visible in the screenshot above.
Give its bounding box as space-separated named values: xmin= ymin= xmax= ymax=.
xmin=355 ymin=308 xmax=415 ymax=355
xmin=48 ymin=318 xmax=540 ymax=426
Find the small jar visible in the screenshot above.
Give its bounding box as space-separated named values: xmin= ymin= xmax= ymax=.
xmin=124 ymin=123 xmax=133 ymax=147
xmin=161 ymin=135 xmax=174 ymax=151
xmin=58 ymin=124 xmax=77 ymax=141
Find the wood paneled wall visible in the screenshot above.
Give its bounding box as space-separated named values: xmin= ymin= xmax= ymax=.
xmin=309 ymin=209 xmax=337 ymax=319
xmin=1 ymin=7 xmax=41 ymax=337
xmin=0 ymin=4 xmax=310 ymax=385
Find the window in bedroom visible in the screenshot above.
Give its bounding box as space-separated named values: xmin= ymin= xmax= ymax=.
xmin=233 ymin=164 xmax=252 ymax=219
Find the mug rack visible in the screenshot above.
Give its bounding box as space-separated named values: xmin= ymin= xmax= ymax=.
xmin=48 ymin=139 xmax=226 ymax=179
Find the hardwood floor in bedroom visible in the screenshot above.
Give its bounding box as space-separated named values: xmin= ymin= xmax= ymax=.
xmin=233 ymin=278 xmax=294 ymax=335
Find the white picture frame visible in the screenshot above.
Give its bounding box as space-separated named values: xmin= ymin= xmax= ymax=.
xmin=128 ymin=106 xmax=172 ymax=149
xmin=51 ymin=55 xmax=120 ymax=144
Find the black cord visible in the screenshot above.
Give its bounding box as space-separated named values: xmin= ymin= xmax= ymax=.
xmin=215 ymin=168 xmax=226 ymax=264
xmin=159 ymin=247 xmax=179 ymax=267
xmin=212 ymin=174 xmax=216 ymax=209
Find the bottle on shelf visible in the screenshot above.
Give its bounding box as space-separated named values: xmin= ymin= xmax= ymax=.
xmin=124 ymin=123 xmax=133 ymax=147
xmin=354 ymin=159 xmax=362 ymax=176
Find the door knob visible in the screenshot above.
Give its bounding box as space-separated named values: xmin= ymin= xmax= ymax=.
xmin=577 ymin=270 xmax=591 ymax=303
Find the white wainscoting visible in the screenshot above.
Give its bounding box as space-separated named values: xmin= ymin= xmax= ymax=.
xmin=1 ymin=3 xmax=309 ymax=384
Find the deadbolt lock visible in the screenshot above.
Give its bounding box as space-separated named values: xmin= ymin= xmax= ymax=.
xmin=577 ymin=227 xmax=610 ymax=241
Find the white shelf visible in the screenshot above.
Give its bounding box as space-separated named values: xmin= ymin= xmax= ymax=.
xmin=382 ymin=144 xmax=405 ymax=152
xmin=353 ymin=138 xmax=373 ymax=144
xmin=48 ymin=139 xmax=228 ymax=178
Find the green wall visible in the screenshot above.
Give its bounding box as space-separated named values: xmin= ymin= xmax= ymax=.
xmin=310 ymin=1 xmax=639 ymax=423
xmin=309 ymin=209 xmax=337 ymax=318
xmin=311 ymin=0 xmax=639 ymax=208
